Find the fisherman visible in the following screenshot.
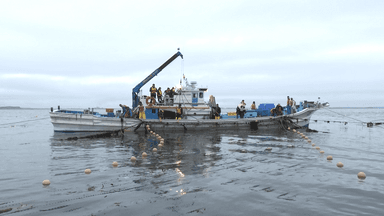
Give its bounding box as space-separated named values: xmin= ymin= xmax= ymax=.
xmin=170 ymin=87 xmax=176 ymax=105
xmin=176 ymin=104 xmax=182 ymax=120
xmin=251 ymin=101 xmax=256 ymax=110
xmin=270 ymin=108 xmax=276 ymax=116
xmin=138 ymin=101 xmax=146 ymax=119
xmin=291 ymin=98 xmax=296 ymax=113
xmin=159 ymin=109 xmax=164 ymax=121
xmin=275 ymin=103 xmax=283 ymax=116
xmin=164 ymin=87 xmax=171 ymax=105
xmin=286 ymin=96 xmax=291 ymax=114
xmin=157 ymin=87 xmax=163 ymax=103
xmin=171 ymin=87 xmax=177 ymax=97
xmin=149 ymin=84 xmax=157 ymax=104
xmin=287 ymin=96 xmax=290 ymax=106
xmin=119 ymin=104 xmax=131 ymax=118
xmin=214 ymin=104 xmax=221 ymax=120
xmin=237 ymin=100 xmax=246 ymax=118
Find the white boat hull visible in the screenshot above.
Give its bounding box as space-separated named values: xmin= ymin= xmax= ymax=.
xmin=50 ymin=107 xmax=317 ymax=132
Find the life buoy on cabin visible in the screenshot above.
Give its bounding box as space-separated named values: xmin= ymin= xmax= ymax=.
xmin=146 ymin=96 xmax=155 ymax=106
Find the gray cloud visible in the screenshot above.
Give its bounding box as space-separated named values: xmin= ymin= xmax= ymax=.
xmin=1 ymin=0 xmax=383 ymax=108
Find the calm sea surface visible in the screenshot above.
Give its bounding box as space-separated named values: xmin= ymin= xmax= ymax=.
xmin=1 ymin=108 xmax=384 ymax=215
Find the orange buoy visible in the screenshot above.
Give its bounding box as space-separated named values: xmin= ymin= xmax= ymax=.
xmin=153 ymin=148 xmax=157 ymax=152
xmin=293 ymin=129 xmax=296 ymax=132
xmin=42 ymin=180 xmax=51 ymax=185
xmin=131 ymin=156 xmax=136 ymax=162
xmin=337 ymin=162 xmax=343 ymax=168
xmin=319 ymin=150 xmax=324 ymax=154
xmin=307 ymin=140 xmax=311 ymax=143
xmin=158 ymin=144 xmax=163 ymax=148
xmin=315 ymin=147 xmax=320 ymax=150
xmin=312 ymin=143 xmax=316 ymax=147
xmin=357 ymin=172 xmax=366 ymax=179
xmin=327 ymin=155 xmax=333 ymax=160
xmin=288 ymin=127 xmax=290 ymax=130
xmin=85 ymin=169 xmax=91 ymax=174
xmin=112 ymin=161 xmax=118 ymax=167
xmin=142 ymin=152 xmax=147 ymax=157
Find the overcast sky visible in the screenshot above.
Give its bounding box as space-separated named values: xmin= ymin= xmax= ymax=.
xmin=1 ymin=0 xmax=383 ymax=108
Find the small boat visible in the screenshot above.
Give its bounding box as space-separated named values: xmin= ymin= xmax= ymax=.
xmin=50 ymin=50 xmax=329 ymax=132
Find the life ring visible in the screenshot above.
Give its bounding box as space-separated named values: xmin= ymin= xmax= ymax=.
xmin=146 ymin=96 xmax=155 ymax=106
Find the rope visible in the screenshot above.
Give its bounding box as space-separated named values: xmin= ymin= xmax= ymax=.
xmin=322 ymin=108 xmax=384 ymax=130
xmin=0 ymin=117 xmax=50 ymax=126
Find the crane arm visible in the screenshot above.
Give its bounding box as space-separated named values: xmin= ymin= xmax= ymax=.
xmin=132 ymin=51 xmax=183 ymax=108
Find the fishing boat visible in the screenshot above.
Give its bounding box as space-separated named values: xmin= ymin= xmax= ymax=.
xmin=50 ymin=50 xmax=329 ymax=132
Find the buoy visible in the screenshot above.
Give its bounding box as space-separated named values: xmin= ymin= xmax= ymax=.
xmin=131 ymin=156 xmax=136 ymax=162
xmin=112 ymin=161 xmax=118 ymax=167
xmin=312 ymin=143 xmax=316 ymax=146
xmin=142 ymin=152 xmax=147 ymax=157
xmin=304 ymin=136 xmax=308 ymax=139
xmin=153 ymin=148 xmax=157 ymax=152
xmin=297 ymin=131 xmax=300 ymax=134
xmin=85 ymin=169 xmax=91 ymax=174
xmin=320 ymin=150 xmax=324 ymax=154
xmin=357 ymin=172 xmax=366 ymax=179
xmin=337 ymin=162 xmax=343 ymax=167
xmin=158 ymin=144 xmax=163 ymax=148
xmin=307 ymin=140 xmax=311 ymax=143
xmin=42 ymin=180 xmax=50 ymax=185
xmin=265 ymin=147 xmax=272 ymax=151
xmin=161 ymin=138 xmax=164 ymax=142
xmin=158 ymin=136 xmax=162 ymax=140
xmin=288 ymin=127 xmax=290 ymax=130
xmin=315 ymin=147 xmax=320 ymax=150
xmin=293 ymin=129 xmax=296 ymax=132
xmin=327 ymin=155 xmax=333 ymax=160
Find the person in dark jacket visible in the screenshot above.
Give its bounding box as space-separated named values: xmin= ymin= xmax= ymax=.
xmin=149 ymin=84 xmax=157 ymax=104
xmin=157 ymin=87 xmax=163 ymax=103
xmin=214 ymin=104 xmax=221 ymax=119
xmin=275 ymin=103 xmax=283 ymax=116
xmin=176 ymin=104 xmax=182 ymax=120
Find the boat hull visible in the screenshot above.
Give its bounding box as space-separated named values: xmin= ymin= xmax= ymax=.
xmin=139 ymin=107 xmax=316 ymax=131
xmin=50 ymin=107 xmax=317 ymax=132
xmin=50 ymin=112 xmax=140 ymax=132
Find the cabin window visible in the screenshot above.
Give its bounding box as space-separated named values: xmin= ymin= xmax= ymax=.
xmin=199 ymin=92 xmax=204 ymax=98
xmin=193 ymin=93 xmax=197 ymax=98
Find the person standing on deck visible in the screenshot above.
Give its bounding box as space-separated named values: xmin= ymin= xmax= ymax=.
xmin=238 ymin=100 xmax=246 ymax=118
xmin=164 ymin=87 xmax=171 ymax=105
xmin=157 ymin=87 xmax=163 ymax=103
xmin=214 ymin=104 xmax=221 ymax=119
xmin=138 ymin=102 xmax=146 ymax=119
xmin=251 ymin=101 xmax=256 ymax=110
xmin=291 ymin=98 xmax=297 ymax=113
xmin=286 ymin=96 xmax=292 ymax=114
xmin=170 ymin=87 xmax=176 ymax=106
xmin=176 ymin=104 xmax=183 ymax=120
xmin=149 ymin=84 xmax=157 ymax=104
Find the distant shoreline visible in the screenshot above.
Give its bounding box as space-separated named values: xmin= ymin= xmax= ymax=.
xmin=0 ymin=106 xmax=21 ymax=109
xmin=1 ymin=106 xmax=384 ymax=110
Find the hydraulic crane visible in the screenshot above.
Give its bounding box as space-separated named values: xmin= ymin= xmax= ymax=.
xmin=132 ymin=50 xmax=183 ymax=109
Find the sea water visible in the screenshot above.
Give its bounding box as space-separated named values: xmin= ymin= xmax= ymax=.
xmin=0 ymin=108 xmax=384 ymax=215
